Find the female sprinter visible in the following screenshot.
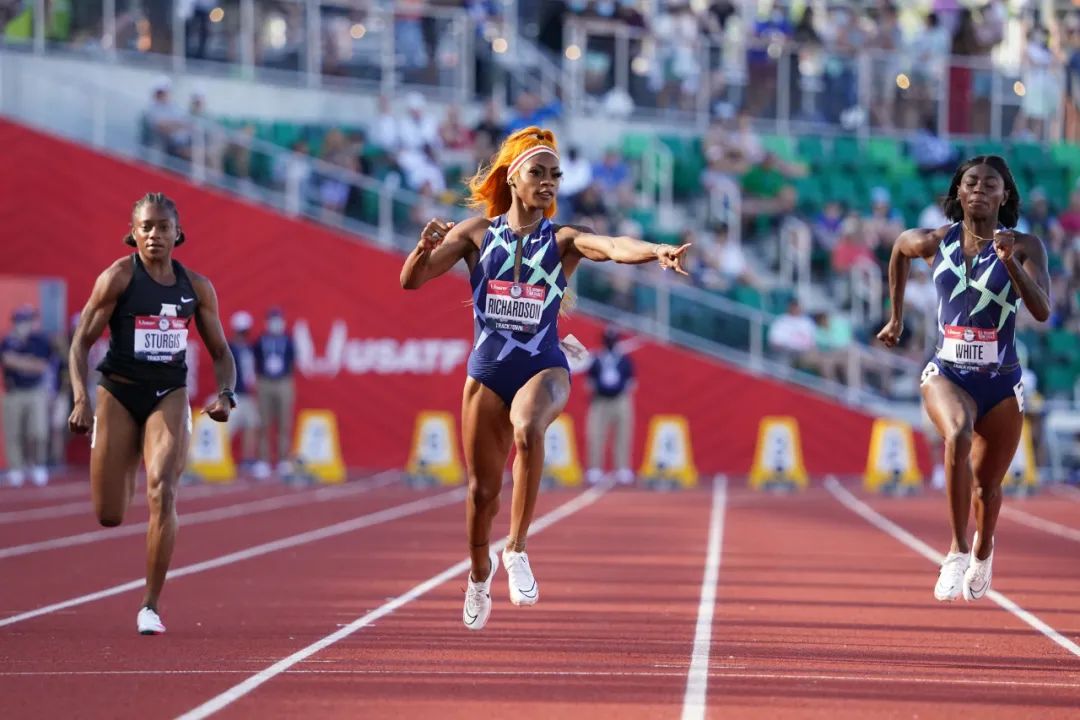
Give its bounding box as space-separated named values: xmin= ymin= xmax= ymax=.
xmin=68 ymin=193 xmax=237 ymax=635
xmin=400 ymin=127 xmax=690 ymax=630
xmin=877 ymin=156 xmax=1050 ymax=602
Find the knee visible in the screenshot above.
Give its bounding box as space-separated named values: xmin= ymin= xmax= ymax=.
xmin=146 ymin=477 xmax=177 ymax=516
xmin=943 ymin=424 xmax=973 ymax=453
xmin=467 ymin=477 xmax=500 ymax=510
xmin=512 ymin=421 xmax=544 ymax=457
xmin=974 ymin=481 xmax=1002 ymax=503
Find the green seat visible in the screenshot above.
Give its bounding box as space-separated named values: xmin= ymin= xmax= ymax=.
xmin=621 ymin=133 xmax=653 ymax=160
xmin=1042 ymin=364 xmax=1078 ymax=397
xmin=1046 ymin=329 xmax=1080 ymax=360
xmin=797 ymin=136 xmax=826 ymax=165
xmin=761 ymin=134 xmax=796 ymax=162
xmin=832 ymin=136 xmax=861 ymax=167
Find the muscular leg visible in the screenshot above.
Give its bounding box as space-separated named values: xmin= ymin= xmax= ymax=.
xmin=506 ymin=368 xmax=570 ymax=552
xmin=461 ymin=379 xmax=512 ymax=582
xmin=140 ymin=390 xmax=191 ymax=611
xmin=90 ymin=386 xmax=143 ymax=527
xmin=921 ymin=375 xmax=978 ymax=554
xmin=970 ymin=397 xmax=1024 ymax=561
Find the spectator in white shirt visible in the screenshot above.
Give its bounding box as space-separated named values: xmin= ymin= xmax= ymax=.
xmin=768 ymin=299 xmax=817 ymax=366
xmin=398 ymin=92 xmax=440 ymax=154
xmin=559 ymin=147 xmax=593 ymax=199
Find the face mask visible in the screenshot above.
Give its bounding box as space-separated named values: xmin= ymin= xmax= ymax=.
xmin=268 ymin=318 xmax=286 ymax=334
xmin=596 ymin=0 xmax=615 ymax=16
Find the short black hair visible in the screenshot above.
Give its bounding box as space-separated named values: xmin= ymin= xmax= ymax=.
xmin=941 ymin=155 xmax=1020 ymax=228
xmin=124 ymin=192 xmax=184 ymax=247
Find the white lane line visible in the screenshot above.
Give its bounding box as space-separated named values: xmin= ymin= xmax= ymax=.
xmin=825 ymin=478 xmax=1080 ymax=659
xmin=0 ymin=485 xmax=465 ymax=628
xmin=0 ymin=475 xmax=396 ymax=559
xmin=681 ymin=475 xmax=728 ymax=720
xmin=0 ymin=482 xmax=254 ymax=525
xmin=175 ymin=482 xmax=613 ymax=720
xmin=1002 ymin=506 xmax=1080 ymax=543
xmin=1 ymin=669 xmax=1078 ymax=690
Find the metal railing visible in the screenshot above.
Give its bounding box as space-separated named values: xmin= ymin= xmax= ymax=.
xmin=2 ymin=0 xmax=484 ymax=103
xmin=563 ymin=19 xmax=1069 ymax=143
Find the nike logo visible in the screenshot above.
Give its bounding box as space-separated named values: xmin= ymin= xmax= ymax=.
xmin=180 ymin=296 xmax=194 ymax=303
xmin=155 ymin=388 xmax=174 ymax=398
xmin=516 ymin=582 xmax=537 ymax=598
xmin=969 ymin=577 xmax=990 ymax=595
xmin=463 ymin=610 xmax=479 ymax=624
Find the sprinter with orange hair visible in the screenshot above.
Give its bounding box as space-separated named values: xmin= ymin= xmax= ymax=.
xmin=400 ymin=127 xmax=691 ymax=630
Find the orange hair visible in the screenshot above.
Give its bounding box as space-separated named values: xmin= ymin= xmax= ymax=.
xmin=467 ymin=126 xmax=559 ymax=219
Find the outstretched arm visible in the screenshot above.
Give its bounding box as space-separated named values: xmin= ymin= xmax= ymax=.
xmin=877 ymin=227 xmax=939 ymax=347
xmin=68 ymin=261 xmax=130 ymax=434
xmin=192 ymin=272 xmax=236 ymax=422
xmin=400 ymin=216 xmax=484 ymax=289
xmin=560 ymin=226 xmax=691 ymax=275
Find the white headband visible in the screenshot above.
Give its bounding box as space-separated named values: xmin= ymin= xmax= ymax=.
xmin=507 ymin=146 xmax=559 ymax=179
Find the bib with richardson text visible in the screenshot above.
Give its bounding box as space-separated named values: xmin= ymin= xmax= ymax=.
xmin=940 ymin=325 xmax=998 ymax=366
xmin=134 ymin=316 xmax=189 ymax=363
xmin=485 ymin=280 xmax=546 ymax=334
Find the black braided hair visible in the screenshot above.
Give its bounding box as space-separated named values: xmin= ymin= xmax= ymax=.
xmin=124 ymin=192 xmax=185 ymax=247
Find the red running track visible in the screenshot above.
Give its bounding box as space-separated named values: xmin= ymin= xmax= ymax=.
xmin=0 ymin=475 xmax=1078 ymax=719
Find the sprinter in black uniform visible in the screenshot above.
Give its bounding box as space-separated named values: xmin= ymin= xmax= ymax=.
xmin=68 ymin=193 xmax=236 ymax=635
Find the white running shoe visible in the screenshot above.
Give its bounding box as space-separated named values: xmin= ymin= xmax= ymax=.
xmin=503 ymin=549 xmax=539 ymax=606
xmin=137 ymin=607 xmax=166 ymax=635
xmin=963 ymin=532 xmax=994 ymax=602
xmin=586 ymin=468 xmax=605 ymax=485
xmin=934 ymin=549 xmax=970 ymax=602
xmin=462 ymin=550 xmax=497 ymax=631
xmin=8 ymin=469 xmax=25 ymax=488
xmin=31 ymin=466 xmax=48 ymax=487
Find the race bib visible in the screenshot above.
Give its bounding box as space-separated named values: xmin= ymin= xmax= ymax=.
xmin=485 ymin=280 xmax=546 ymax=334
xmin=940 ymin=325 xmax=998 ymax=366
xmin=134 ymin=316 xmax=188 ymax=362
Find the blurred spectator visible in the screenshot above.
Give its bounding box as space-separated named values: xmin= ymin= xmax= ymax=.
xmin=227 ymin=311 xmax=261 ymax=468
xmin=438 ymin=105 xmax=474 ymax=153
xmin=188 ymin=89 xmax=225 ymax=174
xmin=768 ymin=299 xmax=817 ymax=366
xmin=868 ymin=3 xmax=903 ymax=130
xmin=400 ymin=144 xmax=447 ymax=194
xmin=142 ymin=76 xmax=192 ymax=159
xmin=698 ymin=223 xmax=759 ymax=291
xmin=370 ymin=95 xmax=398 ymax=151
xmin=812 ymin=200 xmax=846 ymax=254
xmin=863 ymin=187 xmax=905 ymax=261
xmin=274 ymin=140 xmax=313 ymax=216
xmin=254 ymin=308 xmax=296 ymax=480
xmin=739 ymin=152 xmax=803 ymax=218
xmin=1012 ymin=25 xmax=1060 ymax=140
xmin=505 ymin=91 xmax=561 ymax=133
xmin=1018 ymin=188 xmax=1064 ymax=247
xmin=1058 ymin=185 xmax=1080 ymax=238
xmin=806 ymin=310 xmax=854 ymax=383
xmin=831 ymin=217 xmax=877 ymax=297
xmin=183 ymin=0 xmax=214 ymax=59
xmin=918 ymin=199 xmax=949 ymax=231
xmin=572 ymin=183 xmax=611 ymax=235
xmin=472 ymin=99 xmax=505 ymax=157
xmin=591 ymin=148 xmax=632 ymax=196
xmin=3 ymin=0 xmax=70 ymax=42
xmin=910 ymin=119 xmax=960 ymax=174
xmin=398 ymin=92 xmax=441 ymax=153
xmin=559 ymin=146 xmax=593 ymax=200
xmin=2 ymin=307 xmax=53 ymax=487
xmin=49 ymin=314 xmax=77 ymax=468
xmin=395 ymin=0 xmax=429 ymax=69
xmin=585 ymin=326 xmax=636 ymax=487
xmin=908 ymin=12 xmax=951 ymax=128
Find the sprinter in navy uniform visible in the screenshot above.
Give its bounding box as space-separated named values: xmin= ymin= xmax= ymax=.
xmin=400 ymin=127 xmax=691 ymax=631
xmin=68 ymin=193 xmax=236 ymax=635
xmin=877 ymin=156 xmax=1050 ymax=604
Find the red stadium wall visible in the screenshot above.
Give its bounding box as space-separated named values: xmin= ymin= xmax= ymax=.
xmin=0 ymin=120 xmax=930 ymax=477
